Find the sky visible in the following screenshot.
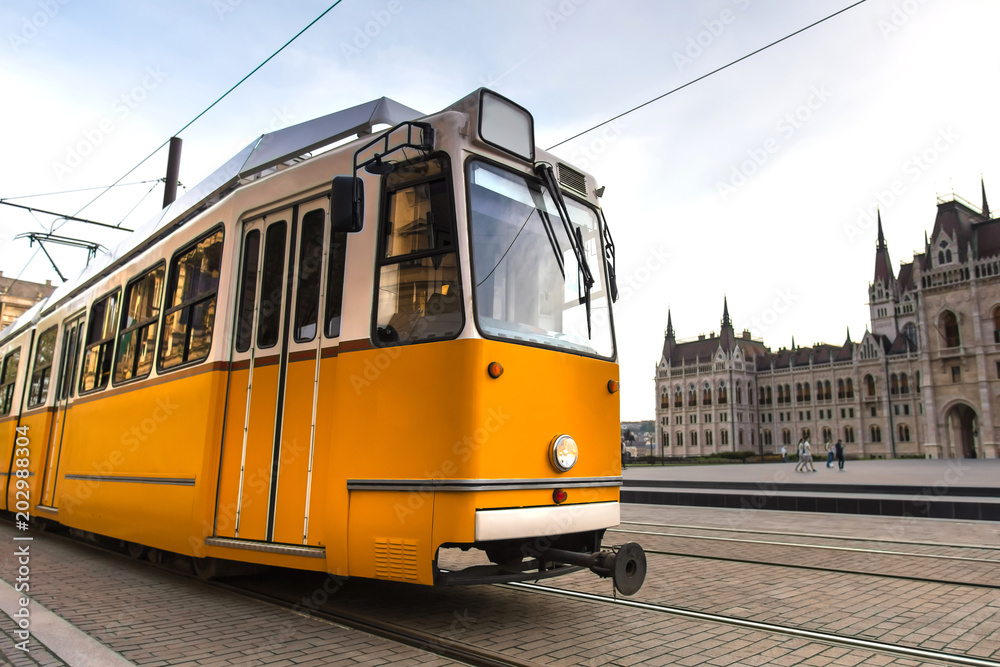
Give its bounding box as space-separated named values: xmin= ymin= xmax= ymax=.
xmin=2 ymin=0 xmax=999 ymax=421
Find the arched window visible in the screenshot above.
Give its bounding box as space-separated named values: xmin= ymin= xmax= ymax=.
xmin=766 ymin=386 xmax=772 ymax=405
xmin=758 ymin=386 xmax=766 ymax=404
xmin=676 ymin=431 xmax=683 ymax=448
xmin=738 ymin=429 xmax=744 ymax=446
xmin=803 ymin=382 xmax=811 ymax=402
xmin=865 ymin=374 xmax=876 ymax=397
xmin=898 ymin=424 xmax=910 ymax=442
xmin=750 ymin=430 xmax=755 ymax=445
xmin=718 ymin=380 xmax=727 ymax=404
xmin=664 ymin=432 xmax=670 ymax=448
xmin=674 ymin=385 xmax=683 ymax=408
xmin=777 ymin=385 xmax=785 ymax=404
xmin=915 ymin=371 xmax=921 ymax=391
xmin=796 ymin=383 xmax=803 ymax=402
xmin=871 ymin=425 xmax=881 ymax=442
xmin=720 ymin=429 xmax=728 ymax=445
xmin=688 ymin=383 xmax=696 ymax=407
xmin=900 ymin=373 xmax=909 ymax=394
xmin=690 ymin=431 xmax=698 ymax=447
xmin=702 ymin=381 xmax=712 ymax=405
xmin=904 ymin=322 xmax=918 ymax=349
xmin=837 ymin=379 xmax=845 ymax=400
xmin=748 ymin=382 xmax=754 ymax=406
xmin=941 ymin=311 xmax=960 ymax=348
xmin=801 ymin=428 xmax=811 ymax=441
xmin=994 ymin=308 xmax=1000 ymax=343
xmin=736 ymin=381 xmax=743 ymax=405
xmin=890 ymin=373 xmax=899 ymax=395
xmin=823 ymin=380 xmax=832 ymax=401
xmin=660 ymin=386 xmax=668 ymax=409
xmin=822 ymin=426 xmax=831 ymax=443
xmin=846 ymin=378 xmax=854 ymax=399
xmin=763 ymin=430 xmax=772 ymax=445
xmin=844 ymin=426 xmax=855 ymax=443
xmin=705 ymin=430 xmax=713 ymax=447
xmin=781 ymin=429 xmax=791 ymax=445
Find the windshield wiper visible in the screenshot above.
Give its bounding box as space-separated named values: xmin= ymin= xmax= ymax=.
xmin=534 ymin=164 xmax=594 ymax=336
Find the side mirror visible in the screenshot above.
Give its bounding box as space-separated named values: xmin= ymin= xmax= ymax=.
xmin=331 ymin=176 xmax=364 ymax=233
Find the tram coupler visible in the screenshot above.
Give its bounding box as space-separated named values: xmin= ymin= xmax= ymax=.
xmin=540 ymin=542 xmax=647 ymax=596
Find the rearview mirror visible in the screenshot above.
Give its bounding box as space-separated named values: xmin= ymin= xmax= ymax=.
xmin=331 ymin=176 xmax=364 ymax=233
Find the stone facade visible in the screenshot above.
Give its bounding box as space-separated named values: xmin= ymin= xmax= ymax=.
xmin=654 ymin=191 xmax=1000 ymax=460
xmin=0 ymin=271 xmax=55 ymax=332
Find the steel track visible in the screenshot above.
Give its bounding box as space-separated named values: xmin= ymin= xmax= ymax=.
xmin=504 ymin=581 xmax=1000 ymax=667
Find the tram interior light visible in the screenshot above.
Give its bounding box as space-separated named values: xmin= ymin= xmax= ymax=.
xmin=479 ymin=90 xmax=534 ymax=162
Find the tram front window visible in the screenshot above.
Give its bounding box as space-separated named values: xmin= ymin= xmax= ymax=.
xmin=468 ymin=160 xmax=614 ymax=359
xmin=374 ymin=157 xmax=464 ymax=345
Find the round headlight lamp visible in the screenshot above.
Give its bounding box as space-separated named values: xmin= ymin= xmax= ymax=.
xmin=549 ymin=435 xmax=579 ymax=472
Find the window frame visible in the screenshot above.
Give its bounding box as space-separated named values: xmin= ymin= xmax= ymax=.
xmin=0 ymin=348 xmax=21 ymax=416
xmin=78 ymin=286 xmax=122 ymax=395
xmin=112 ymin=262 xmax=166 ymax=387
xmin=371 ymin=152 xmax=465 ymax=348
xmin=27 ymin=326 xmax=58 ymax=409
xmin=157 ymin=224 xmax=226 ymax=373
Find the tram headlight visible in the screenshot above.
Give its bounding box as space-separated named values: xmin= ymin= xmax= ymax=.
xmin=549 ymin=435 xmax=579 ymax=473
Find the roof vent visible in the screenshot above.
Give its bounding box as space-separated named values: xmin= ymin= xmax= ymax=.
xmin=557 ymin=163 xmax=588 ymax=197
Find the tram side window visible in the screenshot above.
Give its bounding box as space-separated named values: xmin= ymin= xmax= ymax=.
xmin=257 ymin=221 xmax=287 ymax=349
xmin=235 ymin=230 xmax=260 ymax=353
xmin=28 ymin=327 xmax=57 ymax=407
xmin=80 ymin=290 xmax=121 ymax=393
xmin=294 ymin=210 xmax=324 ymax=343
xmin=324 ymin=225 xmax=348 ymax=339
xmin=374 ymin=157 xmax=463 ymax=345
xmin=0 ymin=349 xmax=21 ymax=416
xmin=114 ymin=264 xmax=165 ymax=383
xmin=159 ymin=228 xmax=225 ymax=370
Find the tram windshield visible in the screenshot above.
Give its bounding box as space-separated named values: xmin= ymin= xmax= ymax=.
xmin=468 ymin=160 xmax=614 ymax=359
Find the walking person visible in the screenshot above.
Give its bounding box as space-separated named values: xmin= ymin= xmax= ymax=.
xmin=835 ymin=439 xmax=845 ymax=471
xmin=794 ymin=438 xmax=806 ymax=472
xmin=780 ymin=444 xmax=787 ymax=463
xmin=801 ymin=437 xmax=816 ymax=473
xmin=825 ymin=440 xmax=834 ymax=468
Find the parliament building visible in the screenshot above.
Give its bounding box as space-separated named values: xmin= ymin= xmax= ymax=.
xmin=654 ymin=188 xmax=1000 ymax=459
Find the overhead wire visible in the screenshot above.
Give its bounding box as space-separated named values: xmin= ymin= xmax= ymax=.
xmin=0 ymin=180 xmax=161 ymax=202
xmin=547 ymin=0 xmax=869 ymax=151
xmin=4 ymin=1 xmax=347 ymax=298
xmin=69 ymin=0 xmax=348 ymax=222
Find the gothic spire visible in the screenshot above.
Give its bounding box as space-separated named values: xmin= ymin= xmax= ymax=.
xmin=721 ymin=296 xmax=731 ymax=329
xmin=666 ymin=309 xmax=675 ymax=339
xmin=873 ymin=210 xmax=895 ymax=286
xmin=877 ymin=208 xmax=886 ymax=250
xmin=982 ymin=176 xmax=990 ymax=218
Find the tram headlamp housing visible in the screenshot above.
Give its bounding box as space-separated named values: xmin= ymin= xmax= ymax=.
xmin=479 ymin=90 xmax=534 ymax=163
xmin=549 ymin=435 xmax=579 ymax=473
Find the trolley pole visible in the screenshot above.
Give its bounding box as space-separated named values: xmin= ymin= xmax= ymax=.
xmin=162 ymin=137 xmax=183 ymax=208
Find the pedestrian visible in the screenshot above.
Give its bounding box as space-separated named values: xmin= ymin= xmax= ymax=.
xmin=835 ymin=439 xmax=845 ymax=471
xmin=794 ymin=438 xmax=805 ymax=472
xmin=621 ymin=447 xmax=628 ymax=470
xmin=780 ymin=444 xmax=787 ymax=463
xmin=825 ymin=441 xmax=834 ymax=468
xmin=800 ymin=437 xmax=816 ymax=473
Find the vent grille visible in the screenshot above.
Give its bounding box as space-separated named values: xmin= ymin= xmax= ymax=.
xmin=557 ymin=163 xmax=588 ymax=197
xmin=374 ymin=538 xmax=418 ymax=581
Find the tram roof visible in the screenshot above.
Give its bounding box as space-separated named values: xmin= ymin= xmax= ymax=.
xmin=2 ymin=96 xmax=424 ymax=340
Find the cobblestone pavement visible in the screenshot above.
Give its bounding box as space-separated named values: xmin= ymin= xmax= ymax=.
xmin=0 ymin=505 xmax=996 ymax=666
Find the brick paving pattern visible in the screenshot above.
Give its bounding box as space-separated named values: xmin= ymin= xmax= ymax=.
xmin=0 ymin=610 xmax=64 ymax=666
xmin=0 ymin=524 xmax=458 ymax=666
xmin=0 ymin=503 xmax=995 ymax=665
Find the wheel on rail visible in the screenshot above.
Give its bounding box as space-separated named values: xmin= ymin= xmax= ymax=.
xmin=146 ymin=548 xmax=163 ymax=564
xmin=191 ymin=557 xmax=218 ymax=581
xmin=126 ymin=542 xmax=145 ymax=559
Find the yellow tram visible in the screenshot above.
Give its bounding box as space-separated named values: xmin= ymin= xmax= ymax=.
xmin=0 ymin=89 xmax=645 ymax=594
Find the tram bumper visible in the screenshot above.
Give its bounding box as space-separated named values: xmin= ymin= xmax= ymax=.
xmin=437 ymin=501 xmax=647 ymax=596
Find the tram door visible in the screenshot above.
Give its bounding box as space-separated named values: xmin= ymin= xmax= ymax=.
xmin=216 ymin=201 xmax=326 ymax=544
xmin=39 ymin=315 xmax=83 ymax=509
